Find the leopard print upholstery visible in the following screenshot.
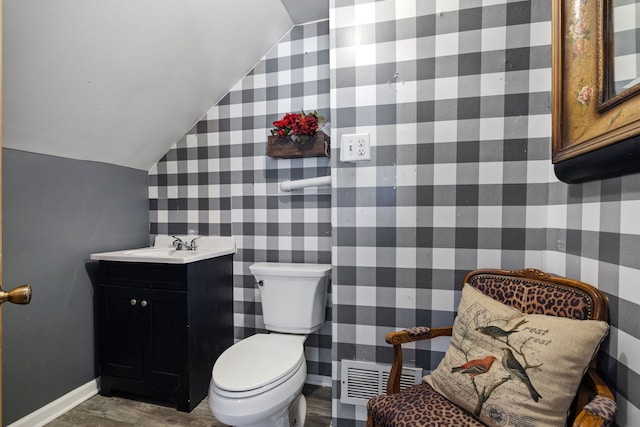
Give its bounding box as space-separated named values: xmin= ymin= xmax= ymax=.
xmin=406 ymin=326 xmax=431 ymax=338
xmin=468 ymin=274 xmax=593 ymax=320
xmin=583 ymin=395 xmax=617 ymax=426
xmin=368 ymin=383 xmax=485 ymax=427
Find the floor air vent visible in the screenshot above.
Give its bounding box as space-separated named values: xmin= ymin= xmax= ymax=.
xmin=340 ymin=360 xmax=423 ymax=405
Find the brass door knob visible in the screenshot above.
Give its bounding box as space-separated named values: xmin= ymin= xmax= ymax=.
xmin=0 ymin=284 xmax=32 ymax=305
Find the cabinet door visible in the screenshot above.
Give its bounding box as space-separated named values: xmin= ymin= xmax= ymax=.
xmin=142 ymin=289 xmax=188 ymax=386
xmin=98 ymin=286 xmax=143 ymax=380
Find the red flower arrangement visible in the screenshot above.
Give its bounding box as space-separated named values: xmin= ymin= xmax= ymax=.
xmin=271 ymin=110 xmax=326 ymax=143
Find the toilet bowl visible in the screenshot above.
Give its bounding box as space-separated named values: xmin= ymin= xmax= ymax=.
xmin=209 ymin=333 xmax=307 ymax=427
xmin=208 ymin=262 xmax=331 ymax=427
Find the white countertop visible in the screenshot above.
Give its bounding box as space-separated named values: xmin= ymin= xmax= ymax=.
xmin=90 ymin=235 xmax=236 ymax=264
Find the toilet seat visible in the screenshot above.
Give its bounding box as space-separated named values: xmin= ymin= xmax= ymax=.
xmin=212 ymin=333 xmax=305 ymax=398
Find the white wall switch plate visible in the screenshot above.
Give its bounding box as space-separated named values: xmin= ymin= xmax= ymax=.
xmin=340 ymin=133 xmax=371 ymax=162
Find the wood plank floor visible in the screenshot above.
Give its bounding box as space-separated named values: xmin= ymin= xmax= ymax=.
xmin=46 ymin=384 xmax=332 ymax=426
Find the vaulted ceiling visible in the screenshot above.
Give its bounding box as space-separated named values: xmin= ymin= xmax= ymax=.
xmin=2 ymin=0 xmax=328 ymax=171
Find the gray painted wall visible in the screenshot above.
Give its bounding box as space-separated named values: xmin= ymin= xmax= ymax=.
xmin=2 ymin=149 xmax=149 ymax=425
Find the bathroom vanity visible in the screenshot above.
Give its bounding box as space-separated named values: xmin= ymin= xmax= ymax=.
xmin=90 ymin=236 xmax=234 ymax=412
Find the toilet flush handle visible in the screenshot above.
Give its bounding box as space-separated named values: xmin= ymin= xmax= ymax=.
xmin=258 ymin=280 xmax=264 ymax=287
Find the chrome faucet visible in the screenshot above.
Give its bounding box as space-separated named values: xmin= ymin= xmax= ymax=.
xmin=171 ymin=236 xmax=200 ymax=251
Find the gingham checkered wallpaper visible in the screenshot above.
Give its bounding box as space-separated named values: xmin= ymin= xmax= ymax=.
xmin=148 ymin=1 xmax=640 ymax=425
xmin=613 ymin=0 xmax=640 ymax=93
xmin=149 ymin=20 xmax=333 ymax=383
xmin=330 ymin=1 xmax=638 ymax=425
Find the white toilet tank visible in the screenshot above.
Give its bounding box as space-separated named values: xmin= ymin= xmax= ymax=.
xmin=249 ymin=262 xmax=331 ymax=334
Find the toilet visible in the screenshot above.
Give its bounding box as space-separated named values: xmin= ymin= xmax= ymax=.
xmin=208 ymin=262 xmax=331 ymax=427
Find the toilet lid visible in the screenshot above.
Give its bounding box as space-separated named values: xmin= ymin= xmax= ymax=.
xmin=212 ymin=334 xmax=305 ymax=392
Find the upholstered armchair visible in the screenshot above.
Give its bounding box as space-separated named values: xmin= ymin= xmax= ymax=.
xmin=367 ymin=268 xmax=616 ymax=427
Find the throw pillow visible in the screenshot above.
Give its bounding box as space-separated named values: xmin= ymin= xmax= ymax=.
xmin=424 ymin=284 xmax=609 ymax=427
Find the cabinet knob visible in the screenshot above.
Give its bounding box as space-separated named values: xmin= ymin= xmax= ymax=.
xmin=130 ymin=299 xmax=137 ymax=306
xmin=141 ymin=300 xmax=148 ymax=307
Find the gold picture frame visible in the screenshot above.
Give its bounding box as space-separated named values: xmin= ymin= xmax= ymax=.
xmin=552 ymin=0 xmax=640 ymax=182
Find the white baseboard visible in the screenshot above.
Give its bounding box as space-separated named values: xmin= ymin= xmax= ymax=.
xmin=306 ymin=374 xmax=332 ymax=388
xmin=8 ymin=378 xmax=100 ymax=427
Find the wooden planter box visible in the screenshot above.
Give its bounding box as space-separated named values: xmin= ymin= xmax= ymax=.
xmin=267 ymin=132 xmax=330 ymax=159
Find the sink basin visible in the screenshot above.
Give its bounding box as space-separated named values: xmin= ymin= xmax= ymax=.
xmin=90 ymin=236 xmax=236 ymax=264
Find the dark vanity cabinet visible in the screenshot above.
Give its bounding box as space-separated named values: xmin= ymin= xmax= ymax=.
xmin=95 ymin=255 xmax=233 ymax=412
